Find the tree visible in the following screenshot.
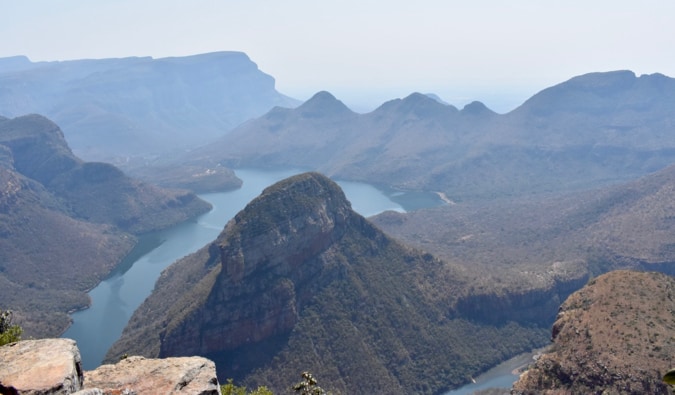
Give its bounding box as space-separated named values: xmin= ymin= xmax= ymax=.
xmin=221 ymin=379 xmax=273 ymax=395
xmin=0 ymin=310 xmax=22 ymax=346
xmin=292 ymin=372 xmax=325 ymax=395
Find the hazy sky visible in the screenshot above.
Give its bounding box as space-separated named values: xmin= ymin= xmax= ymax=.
xmin=3 ymin=1 xmax=675 ymax=112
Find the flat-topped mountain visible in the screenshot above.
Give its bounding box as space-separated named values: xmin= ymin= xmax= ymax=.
xmin=0 ymin=114 xmax=211 ymax=337
xmin=196 ymin=71 xmax=675 ymax=199
xmin=0 ymin=52 xmax=299 ymax=161
xmin=108 ymin=172 xmax=563 ymax=394
xmin=512 ymin=270 xmax=675 ymax=395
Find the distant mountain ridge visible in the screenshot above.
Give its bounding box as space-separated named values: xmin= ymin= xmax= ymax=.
xmin=0 ymin=114 xmax=211 ymax=337
xmin=196 ymin=70 xmax=675 ymax=200
xmin=0 ymin=52 xmax=299 ymax=161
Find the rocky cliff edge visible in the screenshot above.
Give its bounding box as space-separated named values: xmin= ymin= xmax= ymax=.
xmin=0 ymin=338 xmax=220 ymax=395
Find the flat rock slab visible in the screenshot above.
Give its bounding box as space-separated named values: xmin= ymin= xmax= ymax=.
xmin=84 ymin=356 xmax=220 ymax=395
xmin=0 ymin=338 xmax=83 ymax=394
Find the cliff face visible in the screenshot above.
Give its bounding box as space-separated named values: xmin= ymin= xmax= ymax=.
xmin=512 ymin=270 xmax=675 ymax=395
xmin=0 ymin=52 xmax=299 ymax=161
xmin=160 ymin=172 xmax=353 ymax=357
xmin=111 ymin=172 xmax=549 ymax=395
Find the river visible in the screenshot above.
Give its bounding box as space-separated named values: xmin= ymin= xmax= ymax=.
xmin=442 ymin=348 xmax=543 ymax=395
xmin=64 ymin=168 xmax=445 ymax=369
xmin=62 ymin=168 xmax=531 ymax=394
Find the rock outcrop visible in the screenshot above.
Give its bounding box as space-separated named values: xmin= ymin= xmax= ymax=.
xmin=0 ymin=339 xmax=83 ymax=394
xmin=512 ymin=270 xmax=675 ymax=395
xmin=0 ymin=339 xmax=220 ymax=395
xmin=85 ymin=356 xmax=220 ymax=395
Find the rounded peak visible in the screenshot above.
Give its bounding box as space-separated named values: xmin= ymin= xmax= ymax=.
xmin=308 ymin=91 xmax=338 ymax=101
xmin=0 ymin=114 xmax=68 ymax=143
xmin=218 ymin=172 xmax=355 ymax=282
xmin=297 ymin=91 xmax=355 ymax=117
xmin=460 ymin=101 xmax=496 ymax=115
xmin=234 ymin=172 xmax=351 ymax=226
xmin=374 ymin=92 xmax=458 ymax=116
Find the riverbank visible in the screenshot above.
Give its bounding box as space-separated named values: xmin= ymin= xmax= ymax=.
xmin=443 ymin=347 xmax=549 ymax=395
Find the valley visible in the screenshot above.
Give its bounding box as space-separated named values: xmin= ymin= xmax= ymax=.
xmin=1 ymin=51 xmax=675 ymax=395
xmin=66 ymin=168 xmax=430 ymax=370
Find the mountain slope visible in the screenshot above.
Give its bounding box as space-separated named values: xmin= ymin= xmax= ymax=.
xmin=0 ymin=52 xmax=299 ymax=161
xmin=198 ymin=71 xmax=675 ymax=199
xmin=512 ymin=270 xmax=675 ymax=395
xmin=372 ymin=160 xmax=675 ymax=278
xmin=107 ymin=173 xmax=552 ymax=394
xmin=0 ymin=114 xmax=211 ymax=337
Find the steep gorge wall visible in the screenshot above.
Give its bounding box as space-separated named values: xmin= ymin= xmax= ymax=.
xmin=455 ymin=262 xmax=590 ymax=326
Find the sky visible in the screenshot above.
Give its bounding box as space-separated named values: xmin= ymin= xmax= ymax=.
xmin=3 ymin=1 xmax=675 ymax=113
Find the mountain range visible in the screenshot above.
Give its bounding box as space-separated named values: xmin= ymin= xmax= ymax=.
xmin=192 ymin=70 xmax=675 ymax=201
xmin=0 ymin=52 xmax=299 ymax=162
xmin=3 ymin=54 xmax=675 ymax=394
xmin=0 ymin=114 xmax=211 ymax=337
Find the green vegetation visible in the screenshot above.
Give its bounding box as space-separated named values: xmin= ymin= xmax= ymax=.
xmin=0 ymin=310 xmax=22 ymax=346
xmin=664 ymin=368 xmax=675 ymax=393
xmin=221 ymin=378 xmax=273 ymax=395
xmin=513 ymin=271 xmax=675 ymax=394
xmin=219 ymin=372 xmax=326 ymax=395
xmin=292 ymin=372 xmax=325 ymax=395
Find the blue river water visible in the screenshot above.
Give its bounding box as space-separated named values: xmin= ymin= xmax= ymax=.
xmin=62 ymin=167 xmax=531 ymax=394
xmin=63 ymin=168 xmax=444 ymax=369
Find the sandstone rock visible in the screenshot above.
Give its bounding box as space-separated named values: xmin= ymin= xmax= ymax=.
xmin=0 ymin=338 xmax=83 ymax=394
xmin=84 ymin=356 xmax=220 ymax=395
xmin=512 ymin=270 xmax=675 ymax=395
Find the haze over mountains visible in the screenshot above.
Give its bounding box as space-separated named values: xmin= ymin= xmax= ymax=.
xmin=0 ymin=52 xmax=299 ymax=161
xmin=0 ymin=114 xmax=210 ymax=337
xmin=2 ymin=50 xmax=675 ymax=394
xmin=195 ymin=70 xmax=675 ymax=200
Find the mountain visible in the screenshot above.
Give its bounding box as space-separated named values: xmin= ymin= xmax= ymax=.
xmin=0 ymin=52 xmax=299 ymax=162
xmin=194 ymin=71 xmax=675 ymax=200
xmin=512 ymin=270 xmax=675 ymax=395
xmin=0 ymin=114 xmax=211 ymax=337
xmin=107 ymin=172 xmax=559 ymax=395
xmin=372 ymin=160 xmax=675 ymax=279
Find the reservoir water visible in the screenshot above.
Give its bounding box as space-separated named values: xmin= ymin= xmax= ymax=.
xmin=64 ymin=168 xmax=444 ymax=369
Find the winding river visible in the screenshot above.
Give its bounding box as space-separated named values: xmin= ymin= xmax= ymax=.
xmin=64 ymin=168 xmax=442 ymax=369
xmin=62 ymin=168 xmax=529 ymax=393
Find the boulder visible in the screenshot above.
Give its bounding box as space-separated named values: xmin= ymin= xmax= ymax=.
xmin=0 ymin=338 xmax=83 ymax=394
xmin=84 ymin=356 xmax=220 ymax=395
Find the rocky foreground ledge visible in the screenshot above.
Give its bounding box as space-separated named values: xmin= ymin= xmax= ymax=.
xmin=0 ymin=338 xmax=221 ymax=395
